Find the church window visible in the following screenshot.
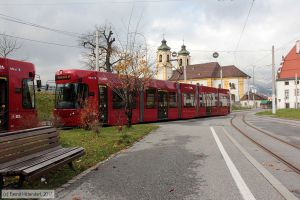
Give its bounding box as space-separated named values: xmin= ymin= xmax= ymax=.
xmin=167 ymin=55 xmax=169 ymax=62
xmin=187 ymin=59 xmax=189 ymax=65
xmin=159 ymin=55 xmax=162 ymax=62
xmin=179 ymin=59 xmax=182 ymax=66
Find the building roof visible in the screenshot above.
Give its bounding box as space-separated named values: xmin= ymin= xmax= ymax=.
xmin=178 ymin=44 xmax=190 ymax=56
xmin=240 ymin=92 xmax=268 ymax=101
xmin=277 ymin=44 xmax=300 ymax=80
xmin=157 ymin=39 xmax=171 ymax=51
xmin=169 ymin=62 xmax=250 ymax=81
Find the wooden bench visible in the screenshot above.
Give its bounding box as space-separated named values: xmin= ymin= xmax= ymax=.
xmin=0 ymin=126 xmax=85 ymax=188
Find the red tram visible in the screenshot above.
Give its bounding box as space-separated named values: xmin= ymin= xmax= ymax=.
xmin=54 ymin=69 xmax=230 ymax=127
xmin=0 ymin=57 xmax=38 ymax=132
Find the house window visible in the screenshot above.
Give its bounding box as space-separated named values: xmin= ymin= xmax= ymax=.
xmin=159 ymin=55 xmax=162 ymax=62
xmin=295 ymin=89 xmax=300 ymax=96
xmin=284 ymin=89 xmax=289 ymax=99
xmin=285 ymin=103 xmax=290 ymax=108
xmin=179 ymin=59 xmax=182 ymax=66
xmin=218 ymin=84 xmax=221 ymax=88
xmin=285 ymin=81 xmax=289 ymax=85
xmin=229 ymin=82 xmax=235 ymax=89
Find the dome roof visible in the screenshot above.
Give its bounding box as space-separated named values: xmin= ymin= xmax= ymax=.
xmin=157 ymin=39 xmax=171 ymax=51
xmin=178 ymin=44 xmax=190 ymax=56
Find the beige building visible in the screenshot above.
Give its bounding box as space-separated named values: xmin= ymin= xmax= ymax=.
xmin=156 ymin=39 xmax=250 ymax=102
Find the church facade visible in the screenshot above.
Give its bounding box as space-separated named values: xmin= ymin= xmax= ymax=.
xmin=155 ymin=39 xmax=250 ymax=102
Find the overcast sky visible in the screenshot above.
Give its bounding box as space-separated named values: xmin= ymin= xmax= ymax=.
xmin=1 ymin=0 xmax=300 ymax=90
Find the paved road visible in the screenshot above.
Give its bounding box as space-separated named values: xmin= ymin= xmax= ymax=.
xmin=245 ymin=112 xmax=300 ymax=147
xmin=57 ymin=114 xmax=300 ymax=200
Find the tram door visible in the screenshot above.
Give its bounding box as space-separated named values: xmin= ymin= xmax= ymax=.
xmin=158 ymin=90 xmax=168 ymax=120
xmin=0 ymin=78 xmax=8 ymax=131
xmin=206 ymin=93 xmax=212 ymax=115
xmin=98 ymin=85 xmax=108 ymax=124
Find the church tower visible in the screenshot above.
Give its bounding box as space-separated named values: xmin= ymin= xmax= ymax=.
xmin=156 ymin=39 xmax=173 ymax=80
xmin=177 ymin=44 xmax=190 ymax=69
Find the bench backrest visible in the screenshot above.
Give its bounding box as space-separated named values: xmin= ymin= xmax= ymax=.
xmin=0 ymin=126 xmax=59 ymax=164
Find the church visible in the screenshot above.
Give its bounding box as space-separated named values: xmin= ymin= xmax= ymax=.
xmin=155 ymin=38 xmax=250 ymax=102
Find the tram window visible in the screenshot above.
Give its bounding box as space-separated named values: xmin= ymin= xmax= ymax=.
xmin=113 ymin=90 xmax=124 ymax=109
xmin=22 ymin=79 xmax=35 ymax=109
xmin=77 ymin=84 xmax=88 ymax=108
xmin=211 ymin=94 xmax=215 ymax=106
xmin=183 ymin=93 xmax=195 ymax=107
xmin=169 ymin=92 xmax=177 ymax=107
xmin=146 ymin=89 xmax=156 ymax=108
xmin=199 ymin=93 xmax=205 ymax=107
xmin=55 ymin=83 xmax=88 ymax=109
xmin=206 ymin=94 xmax=212 ymax=107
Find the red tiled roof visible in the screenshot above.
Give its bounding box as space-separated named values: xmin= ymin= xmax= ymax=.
xmin=240 ymin=92 xmax=268 ymax=101
xmin=169 ymin=62 xmax=250 ymax=81
xmin=278 ymin=45 xmax=300 ymax=80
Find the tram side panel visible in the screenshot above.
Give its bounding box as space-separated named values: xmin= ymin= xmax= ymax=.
xmin=180 ymin=83 xmax=197 ymax=119
xmin=0 ymin=58 xmax=38 ymax=131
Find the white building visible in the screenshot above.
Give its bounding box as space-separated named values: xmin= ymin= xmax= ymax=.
xmin=276 ymin=41 xmax=300 ymax=109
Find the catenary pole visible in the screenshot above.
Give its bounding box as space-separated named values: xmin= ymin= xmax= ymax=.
xmin=296 ymin=73 xmax=298 ymax=109
xmin=252 ymin=65 xmax=255 ymax=108
xmin=272 ymin=45 xmax=276 ymax=114
xmin=95 ymin=30 xmax=99 ymax=71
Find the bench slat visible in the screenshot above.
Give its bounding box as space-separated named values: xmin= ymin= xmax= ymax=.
xmin=0 ymin=137 xmax=59 ymax=159
xmin=0 ymin=146 xmax=61 ymax=170
xmin=0 ymin=132 xmax=58 ymax=150
xmin=5 ymin=147 xmax=78 ymax=174
xmin=23 ymin=147 xmax=84 ymax=175
xmin=0 ymin=127 xmax=57 ymax=143
xmin=0 ymin=143 xmax=59 ymax=164
xmin=27 ymin=151 xmax=85 ymax=182
xmin=0 ymin=126 xmax=53 ymax=137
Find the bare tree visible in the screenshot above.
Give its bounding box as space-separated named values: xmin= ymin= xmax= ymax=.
xmin=0 ymin=33 xmax=21 ymax=58
xmin=107 ymin=32 xmax=154 ymax=127
xmin=79 ymin=25 xmax=121 ymax=72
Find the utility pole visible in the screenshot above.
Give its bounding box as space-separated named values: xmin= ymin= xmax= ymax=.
xmin=247 ymin=76 xmax=250 ymax=106
xmin=296 ymin=73 xmax=298 ymax=109
xmin=95 ymin=30 xmax=99 ymax=72
xmin=272 ymin=45 xmax=276 ymax=114
xmin=252 ymin=65 xmax=255 ymax=108
xmin=220 ymin=66 xmax=223 ymax=88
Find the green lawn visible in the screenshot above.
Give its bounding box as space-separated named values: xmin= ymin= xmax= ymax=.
xmin=256 ymin=109 xmax=300 ymax=120
xmin=36 ymin=92 xmax=55 ymax=121
xmin=25 ymin=124 xmax=158 ymax=189
xmin=232 ymin=104 xmax=252 ymax=111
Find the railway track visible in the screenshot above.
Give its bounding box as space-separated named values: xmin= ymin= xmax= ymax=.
xmin=230 ymin=113 xmax=300 ymax=175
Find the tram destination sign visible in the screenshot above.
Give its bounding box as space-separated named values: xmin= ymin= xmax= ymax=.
xmin=55 ymin=74 xmax=71 ymax=81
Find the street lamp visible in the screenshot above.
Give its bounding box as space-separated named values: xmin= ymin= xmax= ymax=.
xmin=212 ymin=52 xmax=222 ymax=88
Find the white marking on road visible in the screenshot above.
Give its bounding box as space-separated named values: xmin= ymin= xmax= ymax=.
xmin=222 ymin=127 xmax=299 ymax=200
xmin=210 ymin=126 xmax=256 ymax=200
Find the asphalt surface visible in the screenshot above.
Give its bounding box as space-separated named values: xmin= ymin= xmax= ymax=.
xmin=57 ymin=113 xmax=300 ymax=200
xmin=246 ymin=113 xmax=300 ymax=147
